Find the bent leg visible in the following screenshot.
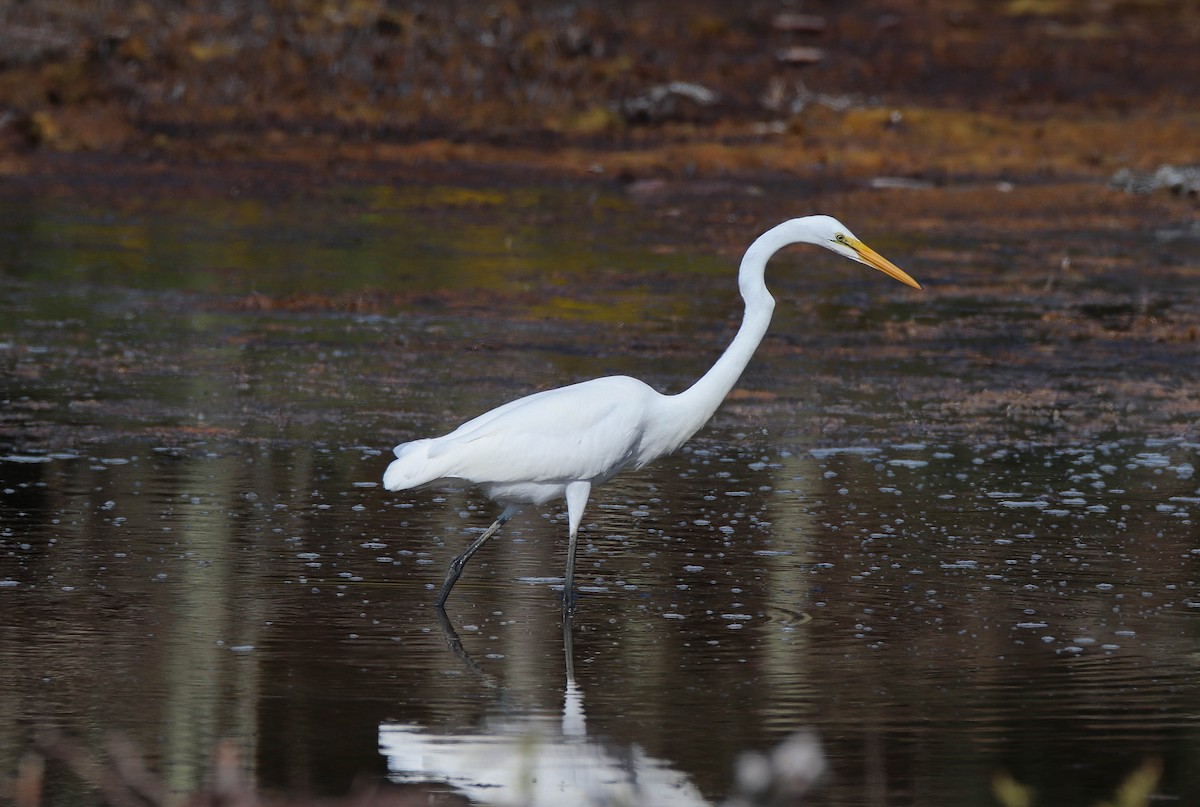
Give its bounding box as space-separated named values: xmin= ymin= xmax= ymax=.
xmin=436 ymin=504 xmax=519 ymax=608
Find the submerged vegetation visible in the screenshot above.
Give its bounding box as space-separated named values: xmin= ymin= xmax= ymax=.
xmin=994 ymin=758 xmax=1163 ymax=807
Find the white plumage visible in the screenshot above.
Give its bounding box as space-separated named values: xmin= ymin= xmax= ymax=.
xmin=384 ymin=215 xmax=921 ymax=610
xmin=387 ymin=378 xmax=655 ymax=496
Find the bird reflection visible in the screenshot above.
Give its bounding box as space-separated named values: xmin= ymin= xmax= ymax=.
xmin=380 ymin=610 xmax=709 ymax=806
xmin=380 ymin=614 xmax=825 ymax=807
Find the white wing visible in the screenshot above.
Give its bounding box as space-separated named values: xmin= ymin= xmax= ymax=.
xmin=383 ymin=376 xmax=662 ymax=491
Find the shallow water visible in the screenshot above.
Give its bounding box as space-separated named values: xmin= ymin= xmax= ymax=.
xmin=2 ymin=182 xmax=1199 ymax=806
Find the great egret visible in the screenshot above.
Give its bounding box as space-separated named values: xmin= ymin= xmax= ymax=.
xmin=383 ymin=215 xmax=921 ymax=609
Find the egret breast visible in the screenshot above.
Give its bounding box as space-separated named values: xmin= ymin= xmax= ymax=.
xmin=483 ymin=481 xmax=569 ymax=506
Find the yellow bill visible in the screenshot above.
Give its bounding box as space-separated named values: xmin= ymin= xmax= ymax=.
xmin=849 ymin=238 xmax=922 ymax=289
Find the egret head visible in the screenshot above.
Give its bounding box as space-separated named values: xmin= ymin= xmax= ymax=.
xmin=805 ymin=215 xmax=922 ymax=289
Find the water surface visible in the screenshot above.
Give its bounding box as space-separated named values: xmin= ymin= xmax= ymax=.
xmin=2 ymin=181 xmax=1198 ymax=806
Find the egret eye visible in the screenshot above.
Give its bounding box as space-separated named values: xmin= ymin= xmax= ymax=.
xmin=834 ymin=233 xmax=848 ymax=244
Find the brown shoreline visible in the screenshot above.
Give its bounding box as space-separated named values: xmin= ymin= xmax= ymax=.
xmin=2 ymin=2 xmax=1197 ymax=191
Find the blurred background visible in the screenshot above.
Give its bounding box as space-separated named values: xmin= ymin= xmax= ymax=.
xmin=0 ymin=0 xmax=1196 ymax=180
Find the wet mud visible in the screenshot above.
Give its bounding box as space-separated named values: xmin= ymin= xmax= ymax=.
xmin=1 ymin=0 xmax=1198 ymax=181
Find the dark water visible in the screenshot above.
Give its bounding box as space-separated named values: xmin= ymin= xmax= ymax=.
xmin=2 ymin=184 xmax=1198 ymax=806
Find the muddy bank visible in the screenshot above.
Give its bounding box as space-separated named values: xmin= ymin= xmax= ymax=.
xmin=1 ymin=1 xmax=1198 ymax=184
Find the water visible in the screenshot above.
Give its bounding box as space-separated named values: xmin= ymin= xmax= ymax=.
xmin=2 ymin=181 xmax=1198 ymax=806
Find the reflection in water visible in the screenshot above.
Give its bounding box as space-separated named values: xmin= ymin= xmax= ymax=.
xmin=5 ymin=437 xmax=1197 ymax=804
xmin=380 ymin=613 xmax=714 ymax=807
xmin=381 ymin=612 xmax=825 ymax=807
xmin=162 ymin=454 xmax=264 ymax=796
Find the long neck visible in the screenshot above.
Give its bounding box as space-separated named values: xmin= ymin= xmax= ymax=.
xmin=655 ymin=222 xmax=798 ymax=448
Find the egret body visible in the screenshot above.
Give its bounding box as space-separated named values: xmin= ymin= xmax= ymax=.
xmin=383 ymin=216 xmax=921 ymax=609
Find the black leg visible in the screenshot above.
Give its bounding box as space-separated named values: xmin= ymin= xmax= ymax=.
xmin=435 ymin=507 xmax=515 ymax=608
xmin=562 ymin=525 xmax=579 ymax=614
xmin=561 ymin=481 xmax=591 ymax=616
xmin=561 ymin=585 xmax=578 ymax=617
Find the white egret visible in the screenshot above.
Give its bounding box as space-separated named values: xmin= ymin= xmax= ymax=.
xmin=383 ymin=215 xmax=921 ymax=609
